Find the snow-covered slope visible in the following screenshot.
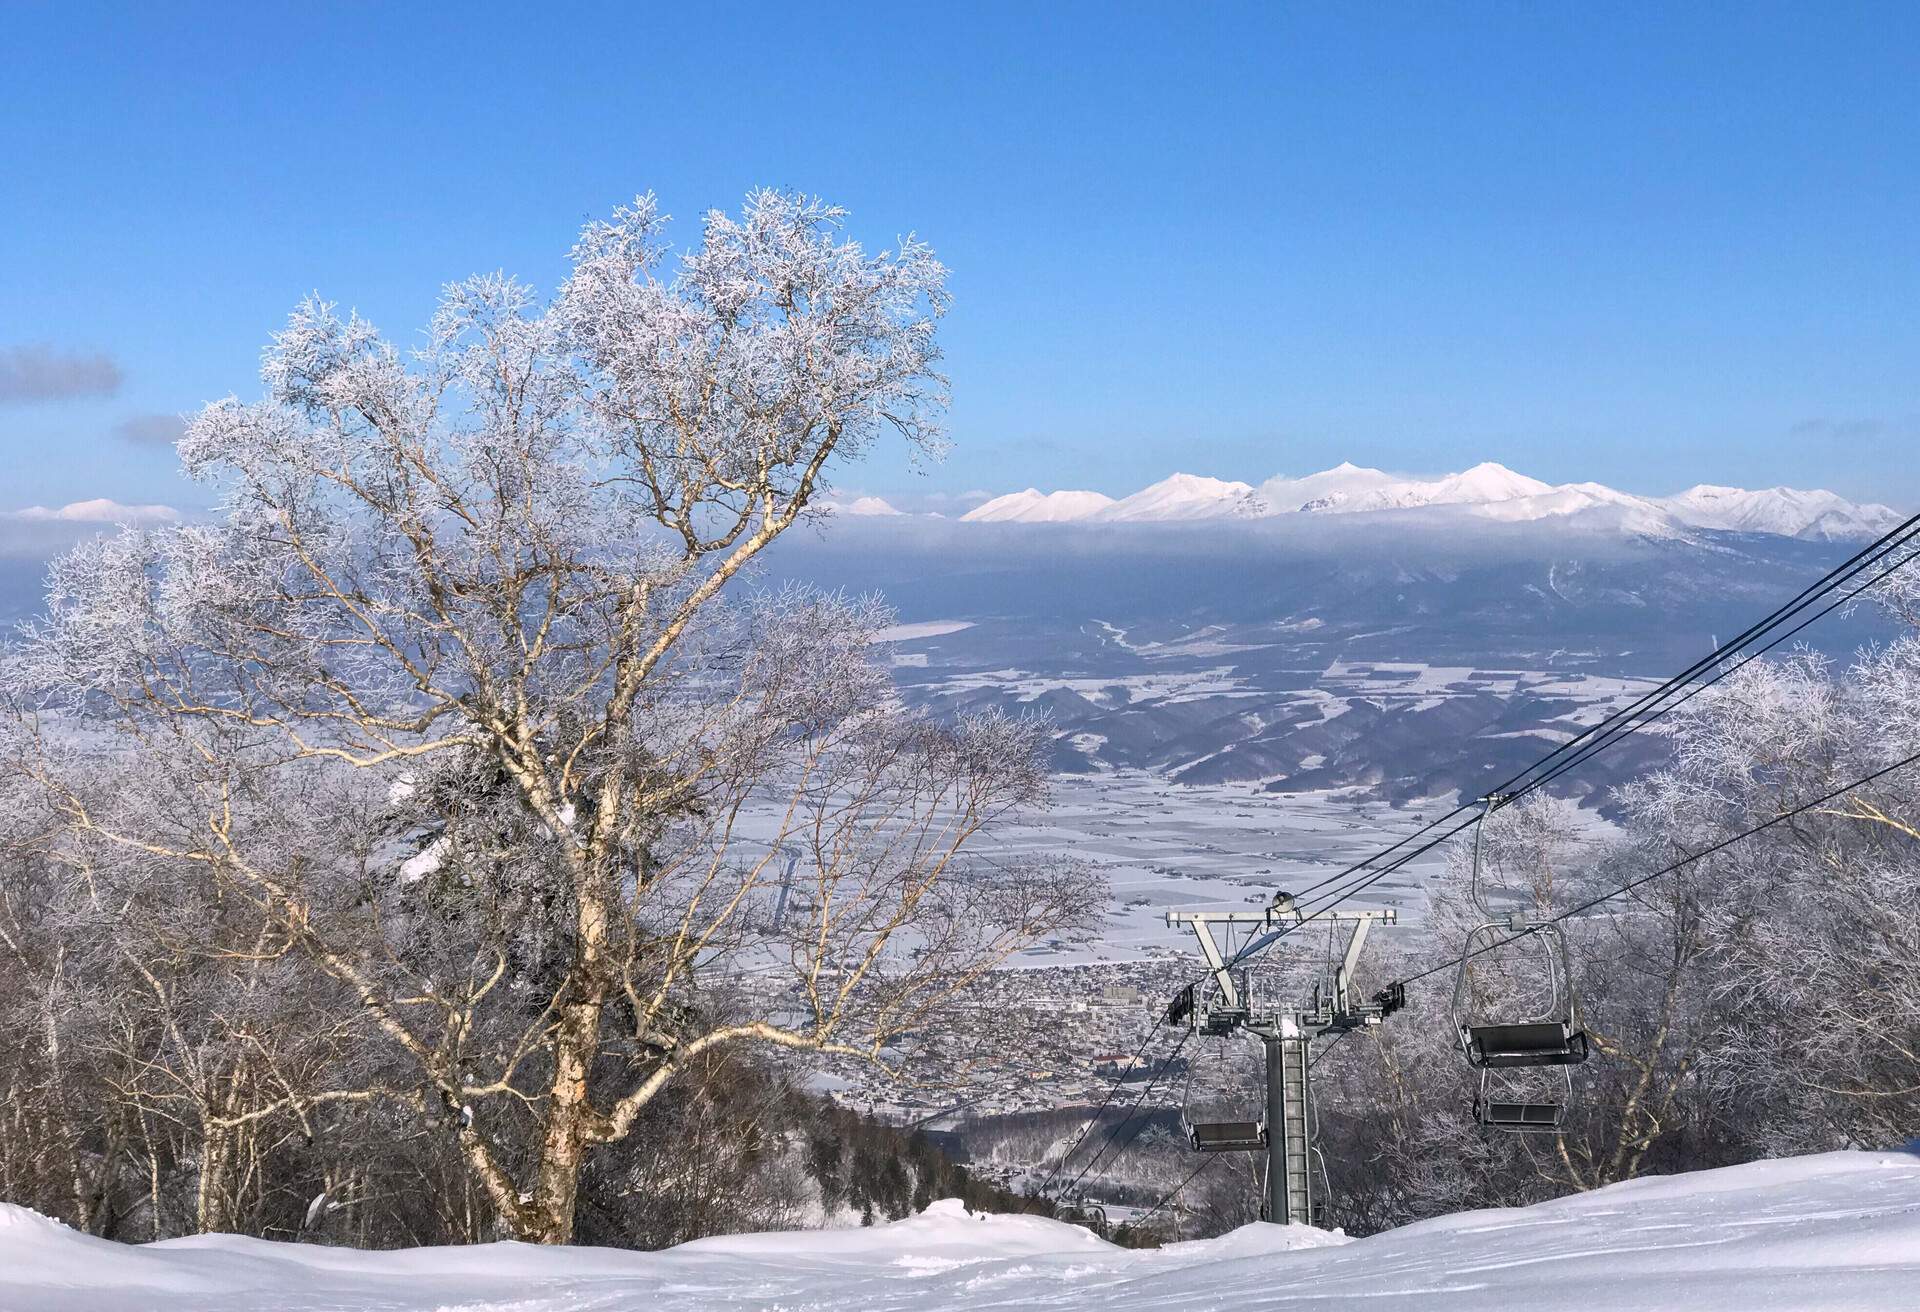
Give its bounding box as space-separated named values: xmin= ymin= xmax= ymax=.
xmin=1466 ymin=482 xmax=1684 ymax=536
xmin=1659 ymin=483 xmax=1904 ymax=541
xmin=961 ymin=488 xmax=1116 ymax=522
xmin=4 ymin=1151 xmax=1917 ymax=1310
xmin=1090 ymin=472 xmax=1265 ymax=521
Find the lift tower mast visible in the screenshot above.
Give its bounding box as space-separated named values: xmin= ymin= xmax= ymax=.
xmin=1166 ymin=905 xmax=1400 ymax=1226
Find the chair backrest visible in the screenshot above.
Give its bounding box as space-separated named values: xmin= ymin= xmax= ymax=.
xmin=1451 ymin=918 xmax=1584 ymax=1051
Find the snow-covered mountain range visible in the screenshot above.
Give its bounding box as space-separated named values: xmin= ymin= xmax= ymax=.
xmin=959 ymin=461 xmax=1903 ymax=541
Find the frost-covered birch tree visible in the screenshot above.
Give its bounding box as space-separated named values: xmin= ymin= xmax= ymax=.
xmin=3 ymin=191 xmax=1099 ymax=1244
xmin=1616 ymin=636 xmax=1920 ymax=1150
xmin=1315 ymin=572 xmax=1920 ymax=1233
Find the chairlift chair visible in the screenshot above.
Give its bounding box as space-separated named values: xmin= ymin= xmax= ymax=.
xmin=1453 ymin=918 xmax=1590 ymax=1069
xmin=1451 ymin=797 xmax=1590 ymax=1131
xmin=1179 ymin=1032 xmax=1267 ymax=1153
xmin=1188 ymin=1120 xmax=1267 ymax=1153
xmin=1057 ymin=1195 xmax=1112 ymax=1238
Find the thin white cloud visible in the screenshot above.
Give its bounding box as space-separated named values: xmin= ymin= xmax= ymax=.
xmin=0 ymin=499 xmax=183 ymax=562
xmin=7 ymin=499 xmax=181 ymax=526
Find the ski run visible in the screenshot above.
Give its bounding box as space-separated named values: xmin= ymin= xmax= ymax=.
xmin=4 ymin=1150 xmax=1917 ymax=1311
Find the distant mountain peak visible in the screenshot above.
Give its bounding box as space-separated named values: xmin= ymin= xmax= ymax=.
xmin=1442 ymin=460 xmax=1551 ymax=493
xmin=1657 ymin=483 xmax=1901 ymax=541
xmin=961 ymin=488 xmax=1116 ymax=522
xmin=825 ymin=495 xmax=903 ymax=516
xmin=950 ymin=461 xmax=1900 ymax=542
xmin=1091 ymin=473 xmax=1265 ymax=522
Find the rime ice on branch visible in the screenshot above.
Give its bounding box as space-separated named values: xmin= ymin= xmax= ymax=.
xmin=3 ymin=191 xmax=1101 ymax=1245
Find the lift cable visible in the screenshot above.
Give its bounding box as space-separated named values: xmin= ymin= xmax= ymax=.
xmin=1237 ymin=810 xmax=1488 ymax=961
xmin=1222 ymin=522 xmax=1920 ymax=969
xmin=1033 ymin=1015 xmax=1166 ymax=1198
xmin=1053 ymin=1029 xmax=1193 ymax=1201
xmin=1093 ymin=520 xmax=1920 ymax=1205
xmin=1266 ymin=536 xmax=1920 ymax=943
xmin=1308 ymin=1027 xmax=1353 ymax=1070
xmin=1391 ymin=745 xmax=1920 ymax=991
xmin=1121 ymin=728 xmax=1920 ymax=1225
xmin=1125 ymin=1154 xmax=1224 ymax=1235
xmin=1242 ymin=512 xmax=1920 ymax=928
xmin=1482 ymin=537 xmax=1920 ymax=811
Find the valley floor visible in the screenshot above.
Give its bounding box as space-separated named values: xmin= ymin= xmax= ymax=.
xmin=4 ymin=1151 xmax=1917 ymax=1311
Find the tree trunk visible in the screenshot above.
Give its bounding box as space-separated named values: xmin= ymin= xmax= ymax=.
xmin=196 ymin=1126 xmax=228 ymax=1234
xmin=523 ymin=1001 xmax=601 ymax=1242
xmin=523 ymin=876 xmax=615 ymax=1244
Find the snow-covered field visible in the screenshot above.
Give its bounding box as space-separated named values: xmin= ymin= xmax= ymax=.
xmin=725 ymin=770 xmax=1464 ymax=969
xmin=6 ymin=1151 xmax=1917 ymax=1311
xmin=982 ymin=772 xmax=1454 ymax=961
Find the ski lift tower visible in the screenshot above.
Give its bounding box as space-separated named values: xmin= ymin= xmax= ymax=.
xmin=1165 ymin=901 xmax=1401 ymax=1227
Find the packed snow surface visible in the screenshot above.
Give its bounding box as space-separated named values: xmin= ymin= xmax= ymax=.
xmin=5 ymin=1151 xmax=1918 ymax=1310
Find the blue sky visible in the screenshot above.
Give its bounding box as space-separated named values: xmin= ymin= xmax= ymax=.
xmin=3 ymin=1 xmax=1917 ymax=514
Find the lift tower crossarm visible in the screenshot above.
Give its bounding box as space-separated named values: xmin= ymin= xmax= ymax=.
xmin=1163 ymin=910 xmax=1244 ymax=1013
xmin=1164 ymin=908 xmax=1396 ymax=1034
xmin=1336 ymin=915 xmax=1373 ymax=1015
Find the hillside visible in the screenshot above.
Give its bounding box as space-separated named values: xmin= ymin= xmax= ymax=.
xmin=4 ymin=1151 xmax=1916 ymax=1310
xmin=756 ymin=514 xmax=1900 ymax=803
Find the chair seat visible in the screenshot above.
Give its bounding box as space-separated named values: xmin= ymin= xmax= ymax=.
xmin=1478 ymin=1100 xmax=1564 ymax=1130
xmin=1467 ymin=1023 xmax=1590 ymax=1068
xmin=1188 ymin=1121 xmax=1266 ymax=1152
